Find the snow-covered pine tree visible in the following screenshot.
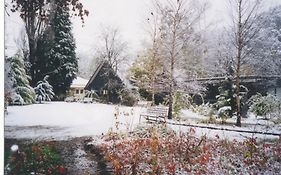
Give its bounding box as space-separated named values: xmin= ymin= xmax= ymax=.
xmin=49 ymin=1 xmax=78 ymax=98
xmin=36 ymin=0 xmax=78 ymax=99
xmin=214 ymin=78 xmax=235 ymax=118
xmin=34 ymin=75 xmax=55 ymax=103
xmin=6 ymin=53 xmax=35 ymax=105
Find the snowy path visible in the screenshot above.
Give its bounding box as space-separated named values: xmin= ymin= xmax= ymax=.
xmin=5 ymin=102 xmax=144 ymax=140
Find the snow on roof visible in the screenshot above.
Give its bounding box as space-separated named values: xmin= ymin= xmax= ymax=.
xmin=70 ymin=77 xmax=89 ymax=88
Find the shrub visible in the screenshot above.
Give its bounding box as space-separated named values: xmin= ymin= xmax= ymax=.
xmin=192 ymin=102 xmax=214 ymax=117
xmin=34 ymin=75 xmax=55 ymax=103
xmin=172 ymin=91 xmax=191 ymax=120
xmin=5 ymin=143 xmax=66 ymax=175
xmin=100 ymin=127 xmax=212 ymax=174
xmin=120 ymin=89 xmax=138 ymax=106
xmin=99 ymin=127 xmax=281 ymax=174
xmin=248 ymin=93 xmax=281 ymax=119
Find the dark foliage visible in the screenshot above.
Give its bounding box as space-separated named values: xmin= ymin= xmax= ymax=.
xmin=86 ymin=61 xmax=124 ymax=104
xmin=35 ymin=2 xmax=78 ymax=99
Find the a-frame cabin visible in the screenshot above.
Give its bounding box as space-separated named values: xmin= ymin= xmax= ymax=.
xmin=85 ymin=61 xmax=124 ymax=103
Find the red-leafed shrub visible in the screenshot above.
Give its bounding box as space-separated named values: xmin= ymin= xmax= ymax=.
xmin=99 ymin=125 xmax=281 ymax=174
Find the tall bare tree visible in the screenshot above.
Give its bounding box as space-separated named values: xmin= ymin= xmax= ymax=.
xmin=143 ymin=10 xmax=165 ymax=104
xmin=229 ymin=0 xmax=262 ymax=126
xmin=96 ymin=26 xmax=128 ymax=73
xmin=155 ymin=0 xmax=207 ymax=119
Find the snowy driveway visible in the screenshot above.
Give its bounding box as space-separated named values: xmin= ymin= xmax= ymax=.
xmin=5 ymin=102 xmax=144 ymax=140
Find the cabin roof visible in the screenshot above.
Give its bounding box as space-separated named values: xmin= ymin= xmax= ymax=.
xmin=70 ymin=77 xmax=89 ymax=88
xmin=84 ymin=61 xmax=105 ymax=90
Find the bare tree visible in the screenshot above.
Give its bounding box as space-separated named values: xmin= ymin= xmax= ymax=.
xmin=228 ymin=0 xmax=262 ymax=126
xmin=96 ymin=26 xmax=128 ymax=73
xmin=144 ymin=10 xmax=165 ymax=104
xmin=155 ymin=0 xmax=207 ymax=119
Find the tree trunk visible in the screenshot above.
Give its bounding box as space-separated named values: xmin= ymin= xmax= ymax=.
xmin=168 ymin=57 xmax=174 ymax=119
xmin=29 ymin=38 xmax=37 ymax=86
xmin=235 ymin=0 xmax=243 ymax=127
xmin=168 ymin=83 xmax=173 ymax=119
xmin=25 ymin=5 xmax=38 ymax=87
xmin=235 ymin=74 xmax=241 ymax=127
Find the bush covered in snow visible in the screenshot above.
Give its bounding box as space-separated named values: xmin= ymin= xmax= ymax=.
xmin=214 ymin=85 xmax=234 ymax=119
xmin=248 ymin=93 xmax=281 ymax=120
xmin=191 ymin=102 xmax=214 ymax=117
xmin=34 ymin=76 xmax=55 ymax=103
xmin=5 ymin=53 xmax=35 ymax=105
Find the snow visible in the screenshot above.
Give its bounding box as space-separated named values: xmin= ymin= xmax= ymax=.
xmin=10 ymin=145 xmax=19 ymax=152
xmin=176 ymin=109 xmax=281 ymax=141
xmin=218 ymin=106 xmax=231 ymax=114
xmin=70 ymin=77 xmax=89 ymax=88
xmin=5 ymin=102 xmax=145 ymax=140
xmin=5 ymin=102 xmax=280 ymax=141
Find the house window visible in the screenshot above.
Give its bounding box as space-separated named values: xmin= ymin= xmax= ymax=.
xmin=80 ymin=89 xmax=84 ymax=94
xmin=76 ymin=89 xmax=79 ymax=94
xmin=103 ymin=89 xmax=108 ymax=95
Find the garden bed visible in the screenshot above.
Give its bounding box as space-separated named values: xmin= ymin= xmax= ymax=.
xmin=89 ymin=125 xmax=281 ymax=175
xmin=4 ymin=137 xmax=112 ymax=175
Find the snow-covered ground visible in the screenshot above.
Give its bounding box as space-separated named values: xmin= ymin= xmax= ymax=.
xmin=5 ymin=102 xmax=145 ymax=140
xmin=178 ymin=109 xmax=281 ymax=141
xmin=5 ymin=102 xmax=281 ymax=141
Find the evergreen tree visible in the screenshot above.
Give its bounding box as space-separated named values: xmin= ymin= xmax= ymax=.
xmin=36 ymin=1 xmax=78 ymax=99
xmin=34 ymin=75 xmax=55 ymax=103
xmin=10 ymin=0 xmax=88 ymax=86
xmin=7 ymin=53 xmax=35 ymax=105
xmin=214 ymin=79 xmax=235 ymax=117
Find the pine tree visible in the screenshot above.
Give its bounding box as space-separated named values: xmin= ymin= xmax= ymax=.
xmin=34 ymin=75 xmax=55 ymax=103
xmin=10 ymin=0 xmax=88 ymax=86
xmin=7 ymin=53 xmax=35 ymax=105
xmin=36 ymin=1 xmax=78 ymax=99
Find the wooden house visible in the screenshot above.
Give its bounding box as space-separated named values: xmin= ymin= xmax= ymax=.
xmin=68 ymin=76 xmax=89 ymax=101
xmin=84 ymin=61 xmax=124 ymax=104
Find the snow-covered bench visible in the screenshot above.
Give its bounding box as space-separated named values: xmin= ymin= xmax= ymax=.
xmin=140 ymin=106 xmax=169 ymax=123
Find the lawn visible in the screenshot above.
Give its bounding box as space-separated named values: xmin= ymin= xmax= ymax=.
xmin=5 ymin=102 xmax=280 ymax=141
xmin=5 ymin=102 xmax=143 ymax=140
xmin=4 ymin=102 xmax=281 ymax=174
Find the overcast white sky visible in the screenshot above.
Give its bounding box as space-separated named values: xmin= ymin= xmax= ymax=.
xmin=4 ymin=0 xmax=281 ymax=57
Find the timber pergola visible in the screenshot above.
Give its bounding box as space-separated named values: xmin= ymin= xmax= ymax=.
xmin=184 ymin=75 xmax=281 ymax=84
